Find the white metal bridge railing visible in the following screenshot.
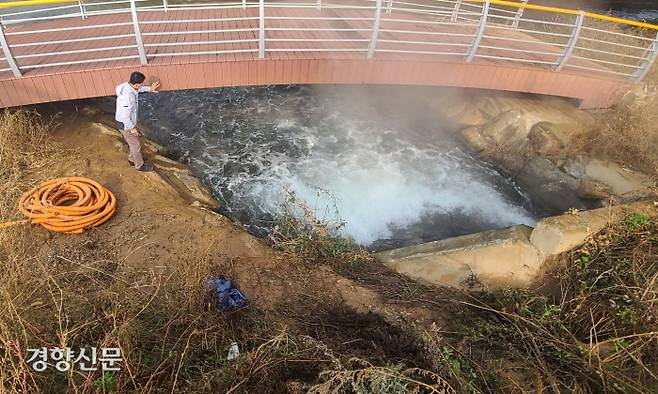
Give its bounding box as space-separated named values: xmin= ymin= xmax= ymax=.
xmin=0 ymin=0 xmax=657 ymax=83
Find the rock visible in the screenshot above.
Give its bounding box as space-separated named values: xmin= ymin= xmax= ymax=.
xmin=153 ymin=154 xmax=181 ymax=165
xmin=482 ymin=149 xmax=526 ymax=175
xmin=152 ymin=155 xmax=192 ymax=175
xmin=517 ymin=158 xmax=584 ymax=213
xmin=583 ymin=158 xmax=655 ymax=198
xmin=577 ymin=179 xmax=613 ymax=200
xmin=460 ymin=126 xmax=488 ymax=152
xmin=619 ymin=189 xmax=657 ymax=202
xmin=528 ymin=122 xmax=564 ymax=156
xmin=456 ymin=106 xmax=487 ymax=128
xmin=530 ymin=202 xmax=657 ymax=257
xmin=376 ymin=225 xmax=543 ymax=289
xmin=479 ymin=110 xmax=529 ymax=145
xmin=90 ymin=122 xmax=121 ymax=138
xmin=143 ymin=139 xmax=165 ymax=154
xmin=174 ymin=172 xmax=219 ymax=209
xmin=561 ymin=156 xmax=587 ymax=179
xmin=113 ymin=140 xmax=126 ymax=153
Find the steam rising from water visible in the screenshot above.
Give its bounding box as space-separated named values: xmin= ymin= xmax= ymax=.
xmin=140 ymin=85 xmax=537 ymax=250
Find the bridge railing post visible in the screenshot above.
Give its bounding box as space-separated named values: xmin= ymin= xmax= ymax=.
xmin=0 ymin=22 xmax=21 ymax=77
xmin=367 ymin=0 xmax=382 ymax=58
xmin=78 ymin=0 xmax=86 ymax=20
xmin=465 ymin=0 xmax=490 ymax=62
xmin=386 ymin=0 xmax=392 ymax=15
xmin=512 ymin=0 xmax=528 ymax=28
xmin=555 ymin=10 xmax=584 ymax=71
xmin=129 ymin=0 xmax=148 ymax=65
xmin=451 ymin=0 xmax=462 ymax=22
xmin=259 ymin=0 xmax=265 ymax=58
xmin=243 ymin=0 xmax=247 ymax=10
xmin=163 ymin=0 xmax=168 ymax=12
xmin=634 ymin=32 xmax=658 ymax=82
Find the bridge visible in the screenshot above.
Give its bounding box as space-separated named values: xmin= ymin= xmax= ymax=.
xmin=0 ymin=0 xmax=657 ymax=109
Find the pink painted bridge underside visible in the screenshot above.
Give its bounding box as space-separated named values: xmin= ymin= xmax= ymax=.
xmin=0 ymin=7 xmax=632 ymax=109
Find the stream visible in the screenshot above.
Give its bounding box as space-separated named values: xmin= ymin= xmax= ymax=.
xmin=140 ymin=85 xmax=541 ymax=251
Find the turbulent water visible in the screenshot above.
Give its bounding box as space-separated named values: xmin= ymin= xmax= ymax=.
xmin=140 ymin=85 xmax=539 ymax=250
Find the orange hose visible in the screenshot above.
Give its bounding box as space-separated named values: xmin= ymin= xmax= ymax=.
xmin=0 ymin=177 xmax=116 ymax=234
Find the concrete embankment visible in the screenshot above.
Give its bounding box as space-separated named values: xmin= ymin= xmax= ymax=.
xmin=377 ymin=202 xmax=657 ymax=289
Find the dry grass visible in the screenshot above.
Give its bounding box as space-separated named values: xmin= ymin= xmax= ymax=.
xmin=566 ymin=61 xmax=658 ymax=177
xmin=0 ymin=108 xmax=453 ymax=393
xmin=575 ymin=92 xmax=658 ymax=177
xmin=454 ymin=215 xmax=658 ymax=393
xmin=524 ymin=12 xmax=658 ymax=177
xmin=269 ymin=188 xmax=366 ymax=262
xmin=0 ymin=109 xmax=62 ymax=222
xmin=0 ymin=109 xmax=274 ymax=392
xmin=310 ymin=358 xmax=456 ymax=394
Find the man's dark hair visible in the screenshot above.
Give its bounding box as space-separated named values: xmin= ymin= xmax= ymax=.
xmin=129 ymin=71 xmax=146 ymax=85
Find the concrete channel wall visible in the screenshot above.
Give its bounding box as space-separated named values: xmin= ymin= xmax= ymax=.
xmin=376 ymin=202 xmax=657 ymax=289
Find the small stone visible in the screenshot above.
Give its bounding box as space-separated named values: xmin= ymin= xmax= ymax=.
xmin=190 ymin=200 xmax=202 ymax=207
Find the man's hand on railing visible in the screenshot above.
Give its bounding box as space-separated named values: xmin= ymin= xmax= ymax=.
xmin=151 ymin=81 xmax=161 ymax=92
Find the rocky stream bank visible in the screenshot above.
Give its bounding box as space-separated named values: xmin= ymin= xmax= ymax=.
xmin=432 ymin=91 xmax=655 ymax=214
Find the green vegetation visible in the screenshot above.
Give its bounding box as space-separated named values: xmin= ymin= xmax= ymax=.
xmin=93 ymin=372 xmax=116 ymax=393
xmin=627 ymin=213 xmax=650 ymax=231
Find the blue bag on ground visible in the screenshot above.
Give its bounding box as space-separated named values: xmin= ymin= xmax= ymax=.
xmin=208 ymin=275 xmax=247 ymax=311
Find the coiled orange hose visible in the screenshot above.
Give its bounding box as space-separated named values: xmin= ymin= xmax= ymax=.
xmin=0 ymin=177 xmax=116 ymax=234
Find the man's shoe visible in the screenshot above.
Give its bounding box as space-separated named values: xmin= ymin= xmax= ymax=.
xmin=137 ymin=163 xmax=154 ymax=172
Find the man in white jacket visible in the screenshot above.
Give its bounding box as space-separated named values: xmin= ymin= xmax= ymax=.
xmin=115 ymin=72 xmax=160 ymax=172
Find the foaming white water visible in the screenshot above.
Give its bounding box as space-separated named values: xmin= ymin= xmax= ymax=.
xmin=141 ymin=85 xmax=538 ymax=249
xmin=250 ymin=122 xmax=535 ymax=245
